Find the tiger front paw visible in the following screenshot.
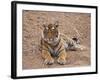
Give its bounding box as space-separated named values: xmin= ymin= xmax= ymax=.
xmin=57 ymin=57 xmax=66 ymax=65
xmin=44 ymin=57 xmax=54 ymax=65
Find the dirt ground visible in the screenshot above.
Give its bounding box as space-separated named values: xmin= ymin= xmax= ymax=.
xmin=22 ymin=10 xmax=91 ymax=69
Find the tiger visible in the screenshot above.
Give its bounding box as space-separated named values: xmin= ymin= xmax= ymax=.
xmin=41 ymin=22 xmax=85 ymax=65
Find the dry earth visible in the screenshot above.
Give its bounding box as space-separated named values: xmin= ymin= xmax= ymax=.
xmin=22 ymin=10 xmax=91 ymax=69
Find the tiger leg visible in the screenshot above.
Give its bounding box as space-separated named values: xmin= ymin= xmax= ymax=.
xmin=42 ymin=50 xmax=54 ymax=65
xmin=57 ymin=49 xmax=66 ymax=65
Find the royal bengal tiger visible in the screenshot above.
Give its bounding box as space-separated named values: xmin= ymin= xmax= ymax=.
xmin=41 ymin=22 xmax=85 ymax=65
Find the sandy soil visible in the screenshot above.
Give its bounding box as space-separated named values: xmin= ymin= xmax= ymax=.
xmin=22 ymin=10 xmax=91 ymax=69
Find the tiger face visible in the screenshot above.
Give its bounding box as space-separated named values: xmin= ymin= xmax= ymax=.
xmin=43 ymin=23 xmax=59 ymax=45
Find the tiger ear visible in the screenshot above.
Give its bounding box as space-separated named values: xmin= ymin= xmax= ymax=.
xmin=54 ymin=21 xmax=59 ymax=28
xmin=43 ymin=24 xmax=49 ymax=30
xmin=43 ymin=24 xmax=46 ymax=28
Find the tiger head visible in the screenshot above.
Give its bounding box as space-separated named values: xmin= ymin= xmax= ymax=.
xmin=42 ymin=22 xmax=60 ymax=45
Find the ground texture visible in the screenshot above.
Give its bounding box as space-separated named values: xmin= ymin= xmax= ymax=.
xmin=22 ymin=10 xmax=91 ymax=69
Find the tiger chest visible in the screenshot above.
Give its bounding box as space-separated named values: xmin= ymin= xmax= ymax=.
xmin=48 ymin=43 xmax=63 ymax=57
